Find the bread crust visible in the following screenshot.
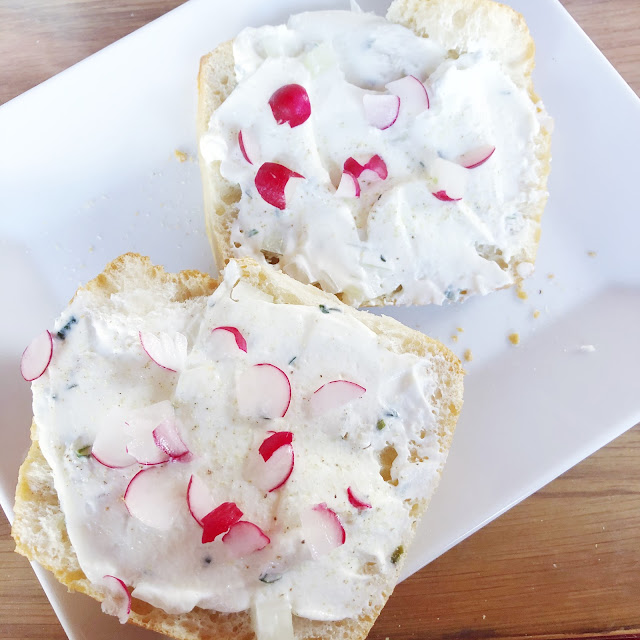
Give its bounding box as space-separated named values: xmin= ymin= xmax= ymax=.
xmin=197 ymin=0 xmax=552 ymax=307
xmin=13 ymin=253 xmax=463 ymax=640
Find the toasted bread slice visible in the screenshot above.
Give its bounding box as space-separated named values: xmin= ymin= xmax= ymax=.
xmin=197 ymin=0 xmax=551 ymax=307
xmin=13 ymin=253 xmax=463 ymax=640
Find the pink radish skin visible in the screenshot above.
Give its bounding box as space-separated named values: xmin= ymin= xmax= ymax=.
xmin=238 ymin=130 xmax=260 ymax=165
xmin=139 ymin=331 xmax=187 ymax=372
xmin=101 ymin=575 xmax=131 ymax=624
xmin=343 ymin=155 xmax=388 ymax=181
xmin=385 ymin=75 xmax=429 ymax=114
xmin=187 ymin=475 xmax=216 ymax=526
xmin=255 ymin=162 xmax=304 ymax=210
xmin=309 ymin=380 xmax=366 ymax=416
xmin=201 ymin=502 xmax=244 ymax=544
xmin=302 ymin=503 xmax=346 ymax=558
xmin=249 ymin=443 xmax=294 ymax=493
xmin=457 ymin=145 xmax=496 ymax=169
xmin=269 ymin=84 xmax=311 ymax=128
xmin=259 ymin=431 xmax=293 ymax=462
xmin=347 ymin=487 xmax=372 ymax=510
xmin=432 ymin=190 xmax=462 ymax=202
xmin=20 ymin=330 xmax=53 ymax=382
xmin=335 ymin=171 xmax=360 ymax=198
xmin=91 ymin=418 xmax=136 ymax=469
xmin=211 ymin=326 xmax=247 ymax=353
xmin=237 ymin=363 xmax=291 ymax=419
xmin=222 ymin=521 xmax=270 ymax=557
xmin=362 ymin=94 xmax=400 ymax=130
xmin=153 ymin=419 xmax=190 ymax=460
xmin=124 ymin=468 xmax=184 ymax=530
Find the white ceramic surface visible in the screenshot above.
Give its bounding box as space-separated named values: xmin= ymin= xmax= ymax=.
xmin=1 ymin=0 xmax=639 ymax=638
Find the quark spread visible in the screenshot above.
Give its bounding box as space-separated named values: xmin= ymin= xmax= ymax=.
xmin=32 ymin=261 xmax=451 ymax=623
xmin=201 ymin=9 xmax=549 ymax=306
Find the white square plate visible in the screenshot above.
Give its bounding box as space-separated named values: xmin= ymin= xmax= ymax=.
xmin=1 ymin=0 xmax=639 ymax=637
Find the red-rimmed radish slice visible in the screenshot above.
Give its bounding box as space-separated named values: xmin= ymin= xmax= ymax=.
xmin=201 ymin=502 xmax=243 ymax=544
xmin=309 ymin=380 xmax=366 ymax=416
xmin=362 ymin=94 xmax=400 ymax=130
xmin=92 ymin=418 xmax=136 ymax=469
xmin=429 ymin=157 xmax=467 ymax=202
xmin=125 ymin=401 xmax=175 ymax=466
xmin=301 ymin=503 xmax=345 ymax=558
xmin=259 ymin=431 xmax=293 ymax=462
xmin=238 ymin=130 xmax=259 ymax=165
xmin=360 ymin=154 xmax=388 ymax=181
xmin=457 ymin=145 xmax=496 ymax=169
xmin=237 ymin=363 xmax=291 ymax=418
xmin=222 ymin=521 xmax=270 ymax=557
xmin=20 ymin=330 xmax=53 ymax=381
xmin=211 ymin=326 xmax=247 ymax=353
xmin=347 ymin=486 xmax=372 ymax=510
xmin=343 ymin=155 xmax=388 ymax=181
xmin=335 ymin=171 xmax=360 ymax=198
xmin=187 ymin=475 xmax=216 ymax=526
xmin=247 ymin=443 xmax=294 ymax=493
xmin=269 ymin=84 xmax=311 ymax=128
xmin=124 ymin=468 xmax=184 ymax=530
xmin=255 ymin=163 xmax=304 ymax=210
xmin=139 ymin=331 xmax=187 ymax=372
xmin=153 ymin=419 xmax=189 ymax=460
xmin=385 ymin=75 xmax=429 ymax=115
xmin=101 ymin=575 xmax=131 ymax=624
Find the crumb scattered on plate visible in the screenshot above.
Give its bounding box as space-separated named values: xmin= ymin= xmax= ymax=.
xmin=547 ymin=273 xmax=555 ymax=279
xmin=457 ymin=327 xmax=464 ymax=333
xmin=451 ymin=334 xmax=458 ymax=343
xmin=508 ymin=333 xmax=520 ymax=345
xmin=587 ymin=250 xmax=597 ymax=258
xmin=516 ymin=283 xmax=528 ymax=300
xmin=463 ymin=349 xmax=473 ymax=362
xmin=533 ymin=309 xmax=541 ymax=319
xmin=174 ymin=150 xmax=189 ymax=162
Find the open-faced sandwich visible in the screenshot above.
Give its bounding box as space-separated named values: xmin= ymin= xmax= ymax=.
xmin=198 ymin=0 xmax=552 ymax=307
xmin=13 ymin=253 xmax=463 ymax=640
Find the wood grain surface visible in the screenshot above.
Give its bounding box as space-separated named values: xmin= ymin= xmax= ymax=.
xmin=1 ymin=1 xmax=639 ymax=639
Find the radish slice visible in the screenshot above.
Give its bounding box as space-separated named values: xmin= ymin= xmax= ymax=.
xmin=125 ymin=401 xmax=174 ymax=466
xmin=201 ymin=502 xmax=243 ymax=544
xmin=385 ymin=75 xmax=429 ymax=115
xmin=457 ymin=145 xmax=496 ymax=169
xmin=259 ymin=431 xmax=293 ymax=462
xmin=343 ymin=155 xmax=388 ymax=181
xmin=153 ymin=419 xmax=189 ymax=460
xmin=139 ymin=331 xmax=187 ymax=372
xmin=251 ymin=595 xmax=294 ymax=640
xmin=255 ymin=162 xmax=305 ymax=210
xmin=362 ymin=94 xmax=400 ymax=130
xmin=222 ymin=521 xmax=270 ymax=557
xmin=237 ymin=363 xmax=291 ymax=419
xmin=20 ymin=330 xmax=53 ymax=381
xmin=301 ymin=503 xmax=346 ymax=558
xmin=124 ymin=468 xmax=185 ymax=530
xmin=187 ymin=475 xmax=216 ymax=526
xmin=101 ymin=575 xmax=131 ymax=624
xmin=92 ymin=417 xmax=136 ymax=469
xmin=211 ymin=326 xmax=247 ymax=353
xmin=347 ymin=486 xmax=372 ymax=510
xmin=269 ymin=84 xmax=311 ymax=128
xmin=249 ymin=443 xmax=294 ymax=493
xmin=309 ymin=380 xmax=366 ymax=416
xmin=335 ymin=171 xmax=360 ymax=198
xmin=238 ymin=130 xmax=259 ymax=165
xmin=429 ymin=157 xmax=467 ymax=202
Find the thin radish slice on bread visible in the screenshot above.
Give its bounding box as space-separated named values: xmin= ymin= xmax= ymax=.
xmin=201 ymin=502 xmax=244 ymax=544
xmin=335 ymin=171 xmax=361 ymax=198
xmin=237 ymin=363 xmax=291 ymax=418
xmin=259 ymin=431 xmax=293 ymax=462
xmin=347 ymin=486 xmax=372 ymax=510
xmin=187 ymin=475 xmax=216 ymax=526
xmin=309 ymin=380 xmax=366 ymax=416
xmin=255 ymin=163 xmax=305 ymax=210
xmin=269 ymin=84 xmax=311 ymax=128
xmin=247 ymin=443 xmax=294 ymax=493
xmin=211 ymin=326 xmax=248 ymax=353
xmin=139 ymin=331 xmax=188 ymax=372
xmin=20 ymin=330 xmax=53 ymax=382
xmin=385 ymin=75 xmax=429 ymax=115
xmin=153 ymin=419 xmax=190 ymax=460
xmin=457 ymin=145 xmax=496 ymax=169
xmin=100 ymin=575 xmax=131 ymax=624
xmin=363 ymin=93 xmax=400 ymax=130
xmin=92 ymin=417 xmax=136 ymax=469
xmin=125 ymin=401 xmax=175 ymax=466
xmin=301 ymin=503 xmax=346 ymax=558
xmin=238 ymin=130 xmax=260 ymax=165
xmin=222 ymin=521 xmax=270 ymax=557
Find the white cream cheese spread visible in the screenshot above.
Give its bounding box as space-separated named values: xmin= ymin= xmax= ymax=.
xmin=31 ymin=261 xmax=450 ymax=623
xmin=201 ymin=9 xmax=548 ymax=306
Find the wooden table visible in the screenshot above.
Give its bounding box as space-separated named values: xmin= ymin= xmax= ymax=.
xmin=1 ymin=1 xmax=639 ymax=639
